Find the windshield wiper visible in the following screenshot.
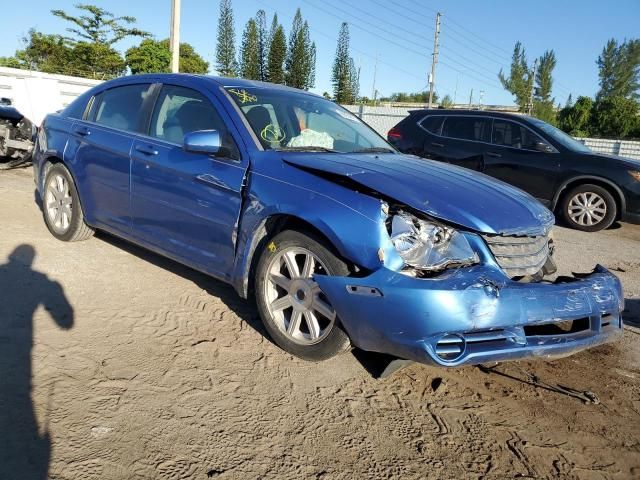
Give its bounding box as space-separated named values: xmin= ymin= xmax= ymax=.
xmin=276 ymin=146 xmax=338 ymax=153
xmin=352 ymin=147 xmax=395 ymax=154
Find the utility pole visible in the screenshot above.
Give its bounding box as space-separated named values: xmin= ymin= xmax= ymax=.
xmin=527 ymin=58 xmax=538 ymax=115
xmin=468 ymin=88 xmax=473 ymax=108
xmin=371 ymin=53 xmax=379 ymax=102
xmin=428 ymin=12 xmax=441 ymax=109
xmin=478 ymin=90 xmax=485 ymax=110
xmin=453 ymin=74 xmax=460 ymax=105
xmin=169 ymin=0 xmax=181 ymax=73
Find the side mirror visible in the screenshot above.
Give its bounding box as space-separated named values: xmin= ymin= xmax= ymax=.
xmin=183 ymin=130 xmax=221 ymax=155
xmin=534 ymin=141 xmax=554 ymax=153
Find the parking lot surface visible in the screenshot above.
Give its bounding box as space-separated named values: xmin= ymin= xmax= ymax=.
xmin=1 ymin=167 xmax=639 ymax=479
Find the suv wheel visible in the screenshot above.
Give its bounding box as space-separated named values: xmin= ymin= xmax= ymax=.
xmin=255 ymin=230 xmax=351 ymax=361
xmin=560 ymin=184 xmax=616 ymax=232
xmin=43 ymin=163 xmax=95 ymax=241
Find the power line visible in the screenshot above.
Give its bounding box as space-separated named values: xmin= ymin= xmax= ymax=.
xmin=385 ymin=0 xmax=572 ymax=99
xmin=366 ymin=0 xmax=434 ymax=34
xmin=251 ymin=0 xmax=426 ymax=84
xmin=301 ymin=0 xmax=504 ymax=92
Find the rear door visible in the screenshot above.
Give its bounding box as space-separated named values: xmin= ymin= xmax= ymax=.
xmin=66 ymin=82 xmax=153 ymax=234
xmin=483 ymin=118 xmax=559 ymax=203
xmin=130 ymin=83 xmax=248 ymax=278
xmin=436 ymin=115 xmax=492 ymax=170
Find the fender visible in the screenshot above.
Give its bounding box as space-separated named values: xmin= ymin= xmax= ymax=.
xmin=230 ymin=169 xmax=402 ymax=298
xmin=551 ymin=175 xmax=626 ymax=212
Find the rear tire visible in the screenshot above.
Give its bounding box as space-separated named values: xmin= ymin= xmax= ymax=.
xmin=560 ymin=184 xmax=616 ymax=232
xmin=254 ymin=230 xmax=351 ymax=361
xmin=42 ymin=163 xmax=94 ymax=241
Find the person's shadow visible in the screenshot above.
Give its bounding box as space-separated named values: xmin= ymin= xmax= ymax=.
xmin=0 ymin=245 xmax=73 ymax=480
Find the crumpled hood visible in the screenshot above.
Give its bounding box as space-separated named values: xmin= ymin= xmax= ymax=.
xmin=283 ymin=153 xmax=554 ymax=236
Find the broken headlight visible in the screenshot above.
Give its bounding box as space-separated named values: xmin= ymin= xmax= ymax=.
xmin=390 ymin=213 xmax=478 ymax=271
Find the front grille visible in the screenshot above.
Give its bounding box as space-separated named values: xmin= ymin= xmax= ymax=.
xmin=482 ymin=233 xmax=550 ymax=278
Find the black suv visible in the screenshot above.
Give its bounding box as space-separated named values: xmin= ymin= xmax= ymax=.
xmin=388 ymin=110 xmax=640 ymax=232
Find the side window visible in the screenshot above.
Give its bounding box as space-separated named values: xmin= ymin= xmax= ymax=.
xmin=492 ymin=119 xmax=545 ymax=150
xmin=150 ymin=85 xmax=238 ymax=158
xmin=442 ymin=116 xmax=491 ymax=142
xmin=241 ymin=103 xmax=294 ymax=147
xmin=93 ymin=84 xmax=151 ymax=132
xmin=419 ymin=115 xmax=444 ymax=135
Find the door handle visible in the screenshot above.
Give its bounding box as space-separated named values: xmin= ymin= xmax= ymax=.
xmin=486 ymin=151 xmax=502 ymax=158
xmin=73 ymin=126 xmax=90 ymax=136
xmin=135 ymin=144 xmax=159 ymax=156
xmin=431 ymin=142 xmax=444 ymax=148
xmin=195 ymin=173 xmax=233 ymax=192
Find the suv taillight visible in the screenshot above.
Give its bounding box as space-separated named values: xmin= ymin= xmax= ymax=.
xmin=387 ymin=127 xmax=402 ymax=140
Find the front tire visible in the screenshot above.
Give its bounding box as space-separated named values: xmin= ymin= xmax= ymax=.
xmin=560 ymin=184 xmax=616 ymax=232
xmin=255 ymin=230 xmax=351 ymax=361
xmin=42 ymin=163 xmax=94 ymax=241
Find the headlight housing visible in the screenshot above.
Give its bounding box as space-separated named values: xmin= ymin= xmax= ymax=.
xmin=389 ymin=213 xmax=478 ymax=271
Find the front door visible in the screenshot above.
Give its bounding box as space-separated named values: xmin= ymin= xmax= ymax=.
xmin=483 ymin=118 xmax=559 ymax=204
xmin=130 ymin=84 xmax=248 ymax=279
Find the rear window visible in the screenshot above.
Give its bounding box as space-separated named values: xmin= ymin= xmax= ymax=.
xmin=442 ymin=116 xmax=491 ymax=142
xmin=93 ymin=84 xmax=152 ymax=133
xmin=419 ymin=115 xmax=443 ymax=134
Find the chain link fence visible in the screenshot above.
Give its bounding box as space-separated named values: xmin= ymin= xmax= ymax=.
xmin=343 ymin=104 xmax=640 ymax=160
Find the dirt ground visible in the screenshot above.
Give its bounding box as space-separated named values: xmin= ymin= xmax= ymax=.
xmin=1 ymin=167 xmax=639 ymax=480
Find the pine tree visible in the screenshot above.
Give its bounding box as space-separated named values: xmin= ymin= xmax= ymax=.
xmin=308 ymin=39 xmax=316 ymax=90
xmin=267 ymin=23 xmax=286 ymax=84
xmin=597 ymin=38 xmax=640 ymax=100
xmin=268 ymin=14 xmax=278 ymax=47
xmin=285 ymin=9 xmax=315 ymax=90
xmin=532 ymin=50 xmax=557 ymax=123
xmin=332 ymin=23 xmax=357 ymax=104
xmin=255 ymin=10 xmax=268 ymax=81
xmin=565 ymin=93 xmax=573 ymax=108
xmin=498 ymin=42 xmax=533 ymax=112
xmin=215 ymin=0 xmax=237 ymax=77
xmin=240 ymin=18 xmax=260 ymax=80
xmin=349 ymin=58 xmax=359 ymax=103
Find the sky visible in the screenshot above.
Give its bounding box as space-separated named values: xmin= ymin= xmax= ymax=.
xmin=2 ymin=0 xmax=639 ymax=106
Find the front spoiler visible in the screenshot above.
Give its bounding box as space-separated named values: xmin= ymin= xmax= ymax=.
xmin=315 ymin=264 xmax=624 ymax=367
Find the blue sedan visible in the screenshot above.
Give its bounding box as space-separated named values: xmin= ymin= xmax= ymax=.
xmin=33 ymin=74 xmax=624 ymax=368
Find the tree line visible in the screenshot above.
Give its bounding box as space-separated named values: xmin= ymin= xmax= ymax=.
xmin=499 ymin=38 xmax=640 ymax=139
xmin=0 ymin=1 xmax=360 ymax=103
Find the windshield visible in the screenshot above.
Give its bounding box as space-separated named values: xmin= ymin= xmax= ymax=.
xmin=528 ymin=117 xmax=592 ymax=153
xmin=225 ymin=87 xmax=394 ymax=153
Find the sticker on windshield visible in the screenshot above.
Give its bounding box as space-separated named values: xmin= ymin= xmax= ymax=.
xmin=261 ymin=124 xmax=286 ymax=143
xmin=228 ymin=88 xmax=257 ymax=104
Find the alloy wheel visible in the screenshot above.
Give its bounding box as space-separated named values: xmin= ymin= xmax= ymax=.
xmin=264 ymin=247 xmax=337 ymax=345
xmin=567 ymin=191 xmax=607 ymax=227
xmin=45 ymin=173 xmax=73 ymax=234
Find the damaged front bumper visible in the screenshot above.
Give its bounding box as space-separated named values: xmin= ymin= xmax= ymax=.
xmin=315 ymin=264 xmax=624 ymax=367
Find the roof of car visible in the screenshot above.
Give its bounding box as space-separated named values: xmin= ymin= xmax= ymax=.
xmin=410 ymin=108 xmax=533 ymax=120
xmin=99 ymin=73 xmax=319 ymax=96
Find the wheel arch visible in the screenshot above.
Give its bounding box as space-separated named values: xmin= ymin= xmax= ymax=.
xmin=40 ymin=155 xmax=90 ymax=220
xmin=552 ymin=175 xmax=626 ymax=218
xmin=233 ymin=213 xmax=371 ymax=299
